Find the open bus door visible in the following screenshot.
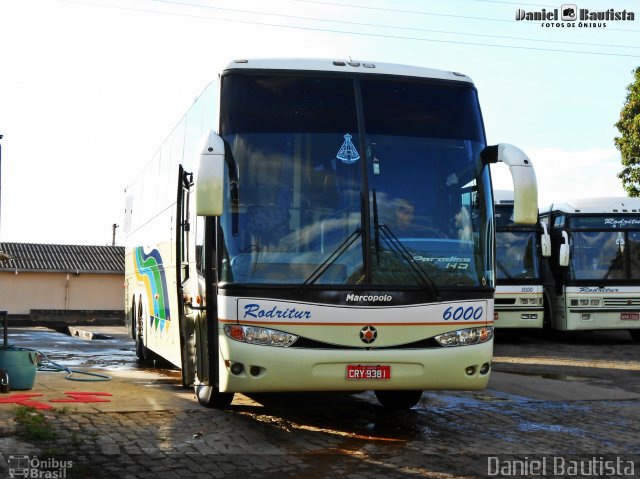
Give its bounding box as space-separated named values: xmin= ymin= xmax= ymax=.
xmin=177 ymin=165 xmax=199 ymax=388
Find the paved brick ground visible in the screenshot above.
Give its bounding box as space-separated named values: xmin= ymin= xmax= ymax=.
xmin=1 ymin=327 xmax=639 ymax=478
xmin=1 ymin=390 xmax=639 ymax=478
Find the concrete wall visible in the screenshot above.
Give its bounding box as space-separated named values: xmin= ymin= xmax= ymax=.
xmin=0 ymin=271 xmax=124 ymax=315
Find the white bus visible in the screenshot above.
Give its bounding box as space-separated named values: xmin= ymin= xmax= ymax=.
xmin=540 ymin=197 xmax=640 ymax=340
xmin=124 ymin=58 xmax=538 ymax=409
xmin=493 ymin=190 xmax=550 ymax=329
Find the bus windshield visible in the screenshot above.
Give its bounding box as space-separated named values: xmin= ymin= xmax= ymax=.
xmin=218 ymin=72 xmax=490 ymax=288
xmin=496 ymin=231 xmax=540 ymax=280
xmin=568 ymin=230 xmax=640 ymax=281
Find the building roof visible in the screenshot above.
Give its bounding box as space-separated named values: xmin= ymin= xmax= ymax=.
xmin=0 ymin=243 xmax=124 ymax=274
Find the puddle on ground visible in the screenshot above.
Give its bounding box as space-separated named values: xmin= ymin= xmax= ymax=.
xmin=36 ymin=346 xmax=179 ymax=374
xmin=517 ymin=421 xmax=583 ymax=435
xmin=6 ymin=328 xmax=187 ymax=380
xmin=67 ymin=330 xmax=114 ymax=340
xmin=422 ymin=391 xmax=516 ymax=411
xmin=144 ymin=373 xmax=183 ymax=386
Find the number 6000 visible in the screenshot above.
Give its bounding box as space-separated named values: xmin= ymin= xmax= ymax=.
xmin=442 ymin=306 xmax=483 ymax=321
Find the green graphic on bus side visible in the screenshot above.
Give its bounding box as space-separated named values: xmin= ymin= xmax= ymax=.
xmin=134 ymin=247 xmax=170 ymax=333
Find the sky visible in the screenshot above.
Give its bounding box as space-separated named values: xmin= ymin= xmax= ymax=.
xmin=0 ymin=0 xmax=638 ymax=246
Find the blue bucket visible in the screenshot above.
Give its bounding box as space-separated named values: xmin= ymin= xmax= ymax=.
xmin=0 ymin=348 xmax=38 ymax=390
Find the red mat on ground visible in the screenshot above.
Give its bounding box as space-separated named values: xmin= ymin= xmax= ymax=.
xmin=50 ymin=392 xmax=112 ymax=403
xmin=0 ymin=393 xmax=52 ymax=410
xmin=0 ymin=391 xmax=112 ymax=408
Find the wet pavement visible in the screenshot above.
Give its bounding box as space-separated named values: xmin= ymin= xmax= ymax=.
xmin=0 ymin=326 xmax=639 ymax=478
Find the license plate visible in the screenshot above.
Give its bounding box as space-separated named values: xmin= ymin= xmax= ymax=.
xmin=346 ymin=365 xmax=391 ymax=380
xmin=621 ymin=313 xmax=640 ymax=321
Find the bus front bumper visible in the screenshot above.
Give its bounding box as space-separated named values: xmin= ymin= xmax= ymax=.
xmin=566 ymin=309 xmax=640 ymax=331
xmin=217 ymin=339 xmax=493 ymax=393
xmin=494 ymin=309 xmax=544 ymax=328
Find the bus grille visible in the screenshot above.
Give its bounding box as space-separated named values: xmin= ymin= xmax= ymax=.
xmin=495 ymin=298 xmax=516 ymax=305
xmin=603 ymin=298 xmax=640 ymax=307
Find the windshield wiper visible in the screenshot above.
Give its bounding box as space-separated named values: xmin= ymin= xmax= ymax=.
xmin=371 ymin=189 xmax=439 ymax=299
xmin=298 ymin=228 xmax=362 ymax=291
xmin=377 ymin=224 xmax=441 ymax=300
xmin=372 ymin=190 xmax=381 ymax=265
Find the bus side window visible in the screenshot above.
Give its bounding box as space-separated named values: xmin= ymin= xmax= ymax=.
xmin=553 ymin=216 xmax=564 ymax=229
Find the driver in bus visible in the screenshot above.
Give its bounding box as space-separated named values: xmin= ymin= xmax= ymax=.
xmin=392 ymin=198 xmax=416 ymax=234
xmin=386 ymin=198 xmax=445 ymax=238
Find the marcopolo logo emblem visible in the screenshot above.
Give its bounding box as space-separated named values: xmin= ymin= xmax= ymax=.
xmin=359 ymin=325 xmax=378 ymax=344
xmin=346 ymin=293 xmax=392 ymax=302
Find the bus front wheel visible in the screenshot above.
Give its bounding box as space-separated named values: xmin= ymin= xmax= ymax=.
xmin=374 ymin=390 xmax=423 ymax=409
xmin=195 ymin=385 xmax=234 ymax=409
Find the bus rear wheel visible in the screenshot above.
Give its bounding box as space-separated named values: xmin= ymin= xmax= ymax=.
xmin=195 ymin=385 xmax=234 ymax=409
xmin=136 ymin=337 xmax=160 ymax=364
xmin=630 ymin=330 xmax=640 ymax=342
xmin=374 ymin=390 xmax=423 ymax=409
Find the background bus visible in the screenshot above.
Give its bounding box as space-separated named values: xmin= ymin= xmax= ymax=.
xmin=540 ymin=197 xmax=640 ymax=340
xmin=493 ymin=189 xmax=550 ymax=329
xmin=124 ymin=58 xmax=538 ymax=409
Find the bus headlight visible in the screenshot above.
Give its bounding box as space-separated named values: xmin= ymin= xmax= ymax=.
xmin=224 ymin=325 xmax=298 ymax=347
xmin=434 ymin=326 xmax=493 ymax=347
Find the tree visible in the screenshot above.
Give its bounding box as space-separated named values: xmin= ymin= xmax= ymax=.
xmin=616 ymin=67 xmax=640 ymax=196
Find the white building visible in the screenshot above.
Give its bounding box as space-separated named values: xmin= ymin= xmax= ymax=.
xmin=0 ymin=243 xmax=124 ymax=323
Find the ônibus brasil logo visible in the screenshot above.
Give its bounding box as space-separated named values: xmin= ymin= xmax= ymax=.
xmin=515 ymin=4 xmax=635 ymax=28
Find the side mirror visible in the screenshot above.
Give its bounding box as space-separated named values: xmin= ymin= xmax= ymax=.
xmin=484 ymin=144 xmax=538 ymax=225
xmin=195 ymin=130 xmax=225 ymax=217
xmin=540 ymin=222 xmax=551 ymax=257
xmin=559 ymin=230 xmax=570 ymax=267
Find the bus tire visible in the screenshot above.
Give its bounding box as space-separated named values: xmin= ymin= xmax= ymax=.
xmin=135 ymin=320 xmax=159 ymax=364
xmin=374 ymin=390 xmax=422 ymax=409
xmin=136 ymin=337 xmax=159 ymax=364
xmin=135 ymin=334 xmax=145 ymax=361
xmin=129 ymin=296 xmax=137 ymax=340
xmin=195 ymin=384 xmax=234 ymax=409
xmin=134 ymin=298 xmax=160 ymax=364
xmin=630 ymin=330 xmax=640 ymax=342
xmin=134 ymin=303 xmax=146 ymax=362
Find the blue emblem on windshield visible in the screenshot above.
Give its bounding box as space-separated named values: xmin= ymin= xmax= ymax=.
xmin=336 ymin=133 xmax=360 ymax=164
